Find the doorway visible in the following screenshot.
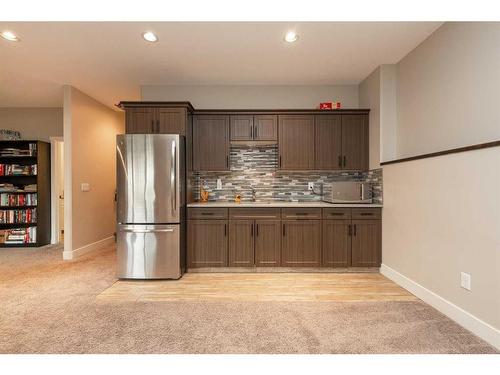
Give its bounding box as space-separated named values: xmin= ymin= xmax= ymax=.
xmin=50 ymin=137 xmax=64 ymax=245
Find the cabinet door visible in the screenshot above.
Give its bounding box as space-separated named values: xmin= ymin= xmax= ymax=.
xmin=125 ymin=108 xmax=155 ymax=133
xmin=156 ymin=108 xmax=186 ymax=135
xmin=281 ymin=220 xmax=321 ymax=266
xmin=341 ymin=114 xmax=368 ymax=170
xmin=230 ymin=115 xmax=254 ymax=141
xmin=315 ymin=115 xmax=342 ymax=170
xmin=254 ymin=115 xmax=277 ymax=141
xmin=193 ymin=115 xmax=230 ymax=171
xmin=255 ymin=220 xmax=281 ymax=267
xmin=187 ymin=220 xmax=228 ymax=267
xmin=278 ymin=115 xmax=315 ymax=170
xmin=229 ymin=220 xmax=255 ymax=266
xmin=351 ymin=219 xmax=381 ymax=267
xmin=322 ymin=219 xmax=351 ymax=267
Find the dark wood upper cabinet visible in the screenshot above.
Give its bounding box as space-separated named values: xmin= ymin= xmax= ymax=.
xmin=281 ymin=220 xmax=321 ymax=267
xmin=278 ymin=115 xmax=315 ymax=170
xmin=156 ymin=107 xmax=186 ymax=135
xmin=230 ymin=115 xmax=254 ymax=141
xmin=255 ymin=220 xmax=281 ymax=267
xmin=193 ymin=115 xmax=230 ymax=171
xmin=254 ymin=115 xmax=277 ymax=141
xmin=125 ymin=107 xmax=155 ymax=133
xmin=187 ymin=219 xmax=228 ymax=268
xmin=351 ymin=219 xmax=381 ymax=267
xmin=229 ymin=220 xmax=255 ymax=266
xmin=322 ymin=219 xmax=351 ymax=267
xmin=342 ymin=114 xmax=369 ymax=170
xmin=315 ymin=115 xmax=342 ymax=170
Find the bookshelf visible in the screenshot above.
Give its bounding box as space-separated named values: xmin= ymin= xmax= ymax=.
xmin=0 ymin=140 xmax=50 ymax=247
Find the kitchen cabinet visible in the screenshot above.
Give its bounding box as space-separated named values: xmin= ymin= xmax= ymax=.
xmin=281 ymin=220 xmax=321 ymax=267
xmin=278 ymin=115 xmax=315 ymax=170
xmin=322 ymin=219 xmax=351 ymax=267
xmin=228 ymin=208 xmax=281 ymax=267
xmin=187 ymin=219 xmax=228 ymax=268
xmin=193 ymin=115 xmax=230 ymax=171
xmin=351 ymin=219 xmax=381 ymax=267
xmin=229 ymin=220 xmax=255 ymax=266
xmin=124 ymin=106 xmax=189 ymax=135
xmin=254 ymin=115 xmax=278 ymax=141
xmin=125 ymin=107 xmax=156 ymax=134
xmin=255 ymin=220 xmax=281 ymax=266
xmin=230 ymin=115 xmax=277 ymax=142
xmin=315 ymin=115 xmax=342 ymax=170
xmin=341 ymin=114 xmax=369 ymax=170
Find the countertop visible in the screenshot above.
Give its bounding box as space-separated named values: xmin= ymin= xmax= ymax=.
xmin=187 ymin=201 xmax=383 ymax=208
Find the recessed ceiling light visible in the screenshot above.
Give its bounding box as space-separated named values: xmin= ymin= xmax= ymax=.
xmin=142 ymin=31 xmax=158 ymax=43
xmin=284 ymin=31 xmax=298 ymax=43
xmin=1 ymin=30 xmax=20 ymax=42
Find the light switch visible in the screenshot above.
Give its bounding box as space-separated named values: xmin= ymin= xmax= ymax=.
xmin=216 ymin=179 xmax=222 ymax=190
xmin=81 ymin=183 xmax=90 ymax=192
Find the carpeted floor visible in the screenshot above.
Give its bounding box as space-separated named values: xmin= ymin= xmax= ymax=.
xmin=0 ymin=245 xmax=497 ymax=354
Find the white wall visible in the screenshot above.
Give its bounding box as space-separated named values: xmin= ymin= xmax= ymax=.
xmin=359 ymin=68 xmax=381 ymax=169
xmin=0 ymin=107 xmax=63 ymax=141
xmin=396 ymin=22 xmax=500 ymax=158
xmin=379 ymin=65 xmax=397 ymax=161
xmin=382 ymin=148 xmax=500 ymax=345
xmin=142 ymin=85 xmax=359 ymax=109
xmin=381 ymin=22 xmax=500 ymax=348
xmin=63 ymin=86 xmax=124 ymax=260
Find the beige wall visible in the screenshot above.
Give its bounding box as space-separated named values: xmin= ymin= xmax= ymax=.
xmin=63 ymin=86 xmax=124 ymax=257
xmin=0 ymin=107 xmax=63 ymax=141
xmin=396 ymin=22 xmax=500 ymax=158
xmin=142 ymin=84 xmax=359 ymax=109
xmin=381 ymin=22 xmax=500 ymax=346
xmin=359 ymin=67 xmax=381 ymax=169
xmin=379 ymin=65 xmax=397 ymax=161
xmin=382 ymin=148 xmax=500 ymax=330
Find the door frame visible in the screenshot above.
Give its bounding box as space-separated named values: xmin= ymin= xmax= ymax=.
xmin=50 ymin=136 xmax=64 ymax=245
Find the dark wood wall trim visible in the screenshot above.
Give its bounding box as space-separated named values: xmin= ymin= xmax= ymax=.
xmin=381 ymin=140 xmax=500 ymax=166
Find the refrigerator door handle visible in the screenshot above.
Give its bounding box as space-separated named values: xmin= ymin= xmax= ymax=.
xmin=121 ymin=228 xmax=175 ymax=233
xmin=171 ymin=140 xmax=177 ymax=212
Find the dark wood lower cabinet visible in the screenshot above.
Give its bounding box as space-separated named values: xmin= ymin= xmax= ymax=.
xmin=229 ymin=220 xmax=255 ymax=266
xmin=322 ymin=219 xmax=351 ymax=267
xmin=351 ymin=219 xmax=381 ymax=267
xmin=281 ymin=220 xmax=321 ymax=267
xmin=187 ymin=220 xmax=228 ymax=267
xmin=255 ymin=220 xmax=281 ymax=266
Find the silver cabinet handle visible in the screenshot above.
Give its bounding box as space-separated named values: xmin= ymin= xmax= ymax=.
xmin=171 ymin=141 xmax=177 ymax=212
xmin=122 ymin=229 xmax=174 ymax=233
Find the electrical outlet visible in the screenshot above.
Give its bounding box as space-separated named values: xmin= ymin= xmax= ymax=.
xmin=216 ymin=179 xmax=222 ymax=190
xmin=308 ymin=182 xmax=314 ymax=190
xmin=460 ymin=272 xmax=471 ymax=291
xmin=81 ymin=183 xmax=90 ymax=192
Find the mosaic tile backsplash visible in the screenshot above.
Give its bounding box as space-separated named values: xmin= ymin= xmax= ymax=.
xmin=190 ymin=145 xmax=383 ymax=203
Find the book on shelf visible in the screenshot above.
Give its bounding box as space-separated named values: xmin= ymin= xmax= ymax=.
xmin=0 ymin=193 xmax=37 ymax=206
xmin=0 ymin=226 xmax=37 ymax=244
xmin=0 ymin=183 xmax=37 ymax=193
xmin=0 ymin=164 xmax=37 ymax=176
xmin=0 ymin=208 xmax=37 ymax=224
xmin=0 ymin=144 xmax=37 ymax=157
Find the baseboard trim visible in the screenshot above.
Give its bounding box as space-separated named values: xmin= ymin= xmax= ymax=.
xmin=380 ymin=263 xmax=500 ymax=350
xmin=63 ymin=236 xmax=114 ymax=260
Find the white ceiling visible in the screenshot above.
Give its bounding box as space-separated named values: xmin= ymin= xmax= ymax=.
xmin=0 ymin=22 xmax=442 ymax=108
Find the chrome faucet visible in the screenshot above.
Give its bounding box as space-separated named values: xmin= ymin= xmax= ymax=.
xmin=250 ymin=188 xmax=256 ymax=202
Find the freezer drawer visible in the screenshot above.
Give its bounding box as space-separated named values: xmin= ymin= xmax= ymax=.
xmin=117 ymin=224 xmax=181 ymax=279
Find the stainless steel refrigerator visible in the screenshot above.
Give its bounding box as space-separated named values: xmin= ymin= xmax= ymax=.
xmin=116 ymin=134 xmax=185 ymax=279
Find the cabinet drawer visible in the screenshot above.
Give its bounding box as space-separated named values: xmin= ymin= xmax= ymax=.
xmin=282 ymin=208 xmax=322 ymax=219
xmin=351 ymin=208 xmax=381 ymax=220
xmin=229 ymin=208 xmax=281 ymax=220
xmin=188 ymin=207 xmax=228 ymax=220
xmin=322 ymin=208 xmax=352 ymax=220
